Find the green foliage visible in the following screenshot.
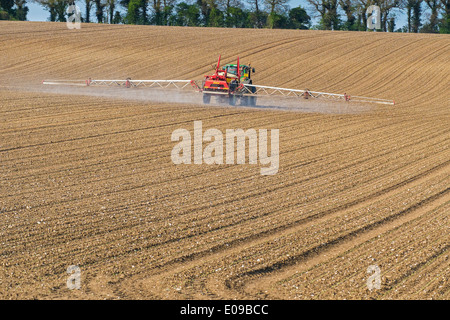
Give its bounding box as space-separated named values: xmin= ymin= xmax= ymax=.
xmin=387 ymin=16 xmax=395 ymax=32
xmin=288 ymin=6 xmax=311 ymax=29
xmin=113 ymin=10 xmax=122 ymax=24
xmin=126 ymin=0 xmax=144 ymax=24
xmin=0 ymin=10 xmax=10 ymax=20
xmin=208 ymin=6 xmax=224 ymax=27
xmin=172 ymin=2 xmax=200 ymax=26
xmin=0 ymin=0 xmax=14 ymax=14
xmin=225 ymin=7 xmax=250 ymax=28
xmin=438 ymin=10 xmax=450 ymax=33
xmin=3 ymin=0 xmax=447 ymax=34
xmin=1 ymin=0 xmax=28 ymax=20
xmin=322 ymin=11 xmax=340 ymax=30
xmin=248 ymin=10 xmax=268 ymax=28
xmin=35 ymin=0 xmax=68 ymax=22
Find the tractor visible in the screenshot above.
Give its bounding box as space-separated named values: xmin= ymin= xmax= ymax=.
xmin=201 ymin=55 xmax=257 ymax=106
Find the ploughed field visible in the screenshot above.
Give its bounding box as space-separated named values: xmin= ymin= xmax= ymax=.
xmin=0 ymin=21 xmax=448 ymax=299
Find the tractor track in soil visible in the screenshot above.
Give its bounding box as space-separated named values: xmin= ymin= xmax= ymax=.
xmin=113 ymin=162 xmax=448 ymax=299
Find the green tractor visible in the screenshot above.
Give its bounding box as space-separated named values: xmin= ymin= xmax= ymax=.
xmin=201 ymin=56 xmax=257 ymax=106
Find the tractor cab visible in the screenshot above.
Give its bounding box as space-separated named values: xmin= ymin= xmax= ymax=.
xmin=224 ymin=64 xmax=255 ymax=83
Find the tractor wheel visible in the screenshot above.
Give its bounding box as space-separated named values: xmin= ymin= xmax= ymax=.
xmin=229 ymin=95 xmax=236 ymax=106
xmin=203 ymin=94 xmax=211 ymax=104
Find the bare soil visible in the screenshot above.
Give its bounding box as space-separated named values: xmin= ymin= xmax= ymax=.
xmin=0 ymin=21 xmax=448 ymax=299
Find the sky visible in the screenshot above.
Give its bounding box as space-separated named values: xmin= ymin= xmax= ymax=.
xmin=26 ymin=0 xmax=409 ymax=30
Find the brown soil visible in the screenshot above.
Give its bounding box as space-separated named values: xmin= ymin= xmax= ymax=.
xmin=0 ymin=21 xmax=448 ymax=300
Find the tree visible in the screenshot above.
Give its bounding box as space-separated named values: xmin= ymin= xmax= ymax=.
xmin=35 ymin=0 xmax=69 ymax=22
xmin=113 ymin=9 xmax=121 ymax=22
xmin=224 ymin=6 xmax=249 ymax=28
xmin=422 ymin=0 xmax=439 ymax=32
xmin=0 ymin=10 xmax=9 ymax=19
xmin=247 ymin=0 xmax=265 ymax=27
xmin=118 ymin=0 xmax=129 ymax=9
xmin=141 ymin=0 xmax=148 ymax=23
xmin=411 ymin=0 xmax=422 ymax=32
xmin=373 ymin=0 xmax=402 ymax=32
xmin=406 ymin=0 xmax=413 ymax=31
xmin=196 ymin=0 xmax=208 ymax=25
xmin=160 ymin=0 xmax=176 ymax=25
xmin=14 ymin=0 xmax=29 ymax=20
xmin=263 ymin=0 xmax=288 ymax=28
xmin=339 ymin=0 xmax=357 ymax=30
xmin=307 ymin=0 xmax=340 ymax=30
xmin=268 ymin=11 xmax=289 ymax=28
xmin=355 ymin=0 xmax=371 ymax=30
xmin=288 ymin=5 xmax=311 ymax=29
xmin=151 ymin=0 xmax=161 ymax=24
xmin=387 ymin=13 xmax=395 ymax=30
xmin=84 ymin=0 xmax=93 ymax=22
xmin=264 ymin=0 xmax=287 ymax=15
xmin=0 ymin=0 xmax=29 ymax=20
xmin=175 ymin=1 xmax=201 ymax=25
xmin=125 ymin=0 xmax=149 ymax=24
xmin=193 ymin=0 xmax=225 ymax=27
xmin=324 ymin=0 xmax=340 ymax=29
xmin=1 ymin=0 xmax=15 ymax=16
xmin=126 ymin=0 xmax=140 ymax=23
xmin=106 ymin=0 xmax=116 ymax=23
xmin=94 ymin=0 xmax=106 ymax=22
xmin=439 ymin=0 xmax=449 ymax=32
xmin=220 ymin=0 xmax=240 ymax=26
xmin=208 ymin=5 xmax=224 ymax=26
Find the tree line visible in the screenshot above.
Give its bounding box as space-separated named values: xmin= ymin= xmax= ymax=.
xmin=1 ymin=0 xmax=449 ymax=33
